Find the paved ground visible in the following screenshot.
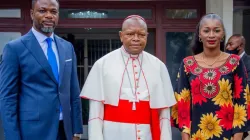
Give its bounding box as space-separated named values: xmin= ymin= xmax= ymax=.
xmin=246 ymin=132 xmax=250 ymax=140
xmin=0 ymin=122 xmax=249 ymax=140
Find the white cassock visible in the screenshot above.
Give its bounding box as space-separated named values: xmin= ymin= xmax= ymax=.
xmin=80 ymin=46 xmax=176 ymax=140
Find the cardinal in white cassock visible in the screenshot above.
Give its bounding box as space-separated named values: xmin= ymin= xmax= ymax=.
xmin=80 ymin=15 xmax=176 ymax=140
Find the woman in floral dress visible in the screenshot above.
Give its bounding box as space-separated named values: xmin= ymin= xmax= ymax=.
xmin=172 ymin=13 xmax=250 ymax=140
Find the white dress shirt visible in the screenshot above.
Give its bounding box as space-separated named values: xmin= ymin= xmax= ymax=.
xmin=240 ymin=51 xmax=245 ymax=58
xmin=32 ymin=27 xmax=59 ymax=71
xmin=32 ymin=27 xmax=62 ymax=120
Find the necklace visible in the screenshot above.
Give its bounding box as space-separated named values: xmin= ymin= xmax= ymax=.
xmin=120 ymin=50 xmax=143 ymax=110
xmin=202 ymin=51 xmax=223 ymax=67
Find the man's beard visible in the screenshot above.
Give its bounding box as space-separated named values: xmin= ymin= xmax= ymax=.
xmin=41 ymin=27 xmax=55 ymax=33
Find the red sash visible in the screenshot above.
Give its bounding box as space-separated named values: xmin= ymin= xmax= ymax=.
xmin=104 ymin=99 xmax=160 ymax=140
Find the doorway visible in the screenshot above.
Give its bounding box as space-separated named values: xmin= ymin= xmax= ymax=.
xmin=55 ymin=28 xmax=155 ymax=139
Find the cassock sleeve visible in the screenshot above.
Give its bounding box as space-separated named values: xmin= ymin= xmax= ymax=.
xmin=160 ymin=108 xmax=172 ymax=140
xmin=80 ymin=59 xmax=105 ymax=139
xmin=80 ymin=60 xmax=104 ymax=101
xmin=157 ymin=62 xmax=176 ymax=139
xmin=232 ymin=59 xmax=250 ymax=136
xmin=150 ymin=62 xmax=176 ymax=108
xmin=88 ymin=100 xmax=104 ymax=140
xmin=171 ymin=61 xmax=191 ymax=135
xmin=161 ymin=62 xmax=176 ymax=107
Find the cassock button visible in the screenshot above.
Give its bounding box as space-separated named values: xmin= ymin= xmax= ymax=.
xmin=138 ymin=137 xmax=141 ymax=140
xmin=134 ymin=65 xmax=137 ymax=67
xmin=137 ymin=92 xmax=140 ymax=94
xmin=137 ymin=130 xmax=140 ymax=132
xmin=135 ymin=72 xmax=138 ymax=74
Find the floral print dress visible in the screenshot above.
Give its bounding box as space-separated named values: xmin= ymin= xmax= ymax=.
xmin=172 ymin=54 xmax=250 ymax=140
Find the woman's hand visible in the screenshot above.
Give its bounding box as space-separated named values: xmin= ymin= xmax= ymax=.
xmin=232 ymin=133 xmax=243 ymax=140
xmin=181 ymin=132 xmax=190 ymax=140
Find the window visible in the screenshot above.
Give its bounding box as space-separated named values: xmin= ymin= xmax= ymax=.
xmin=165 ymin=9 xmax=197 ymax=19
xmin=60 ymin=9 xmax=152 ymax=19
xmin=0 ymin=9 xmax=21 ymax=18
xmin=0 ymin=32 xmax=21 ymax=54
xmin=165 ymin=32 xmax=194 ymax=85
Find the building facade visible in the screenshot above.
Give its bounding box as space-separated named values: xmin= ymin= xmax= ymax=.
xmin=0 ymin=0 xmax=249 ymax=139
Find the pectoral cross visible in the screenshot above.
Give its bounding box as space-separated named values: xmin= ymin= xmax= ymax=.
xmin=129 ymin=98 xmax=139 ymax=110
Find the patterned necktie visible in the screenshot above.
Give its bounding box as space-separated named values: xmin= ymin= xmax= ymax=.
xmin=46 ymin=38 xmax=59 ymax=82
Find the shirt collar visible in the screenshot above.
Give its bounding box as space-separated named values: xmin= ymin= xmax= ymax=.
xmin=240 ymin=51 xmax=245 ymax=58
xmin=120 ymin=46 xmax=143 ymax=60
xmin=32 ymin=27 xmax=55 ymax=43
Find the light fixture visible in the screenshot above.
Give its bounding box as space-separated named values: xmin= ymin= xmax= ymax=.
xmin=69 ymin=10 xmax=108 ymax=18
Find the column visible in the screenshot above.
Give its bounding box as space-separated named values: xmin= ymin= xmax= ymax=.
xmin=206 ymin=0 xmax=233 ymax=42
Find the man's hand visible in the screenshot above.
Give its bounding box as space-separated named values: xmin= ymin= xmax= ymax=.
xmin=73 ymin=136 xmax=80 ymax=140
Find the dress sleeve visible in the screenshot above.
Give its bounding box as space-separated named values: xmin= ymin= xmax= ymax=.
xmin=171 ymin=61 xmax=191 ymax=135
xmin=232 ymin=58 xmax=249 ymax=135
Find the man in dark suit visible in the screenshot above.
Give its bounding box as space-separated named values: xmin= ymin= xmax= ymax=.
xmin=0 ymin=0 xmax=83 ymax=139
xmin=226 ymin=34 xmax=250 ymax=81
xmin=225 ymin=34 xmax=250 ymax=139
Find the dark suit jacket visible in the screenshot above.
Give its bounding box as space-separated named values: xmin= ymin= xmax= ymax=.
xmin=242 ymin=53 xmax=250 ymax=139
xmin=242 ymin=53 xmax=250 ymax=84
xmin=0 ymin=30 xmax=83 ymax=140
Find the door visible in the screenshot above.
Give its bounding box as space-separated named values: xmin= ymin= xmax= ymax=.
xmin=56 ymin=28 xmax=155 ymax=139
xmin=164 ymin=30 xmax=195 ymax=140
xmin=56 ymin=30 xmax=122 ymax=139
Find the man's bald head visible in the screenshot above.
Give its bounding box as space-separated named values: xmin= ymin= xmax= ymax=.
xmin=122 ymin=16 xmax=147 ymax=31
xmin=119 ymin=15 xmax=148 ymax=55
xmin=226 ymin=34 xmax=246 ymax=55
xmin=228 ymin=34 xmax=246 ymax=48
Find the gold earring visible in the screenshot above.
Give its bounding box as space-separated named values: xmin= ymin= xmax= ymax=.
xmin=199 ymin=37 xmax=202 ymax=42
xmin=221 ymin=37 xmax=224 ymax=42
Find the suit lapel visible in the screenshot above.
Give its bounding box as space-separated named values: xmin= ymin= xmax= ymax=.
xmin=22 ymin=30 xmax=58 ymax=84
xmin=54 ymin=35 xmax=65 ymax=86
